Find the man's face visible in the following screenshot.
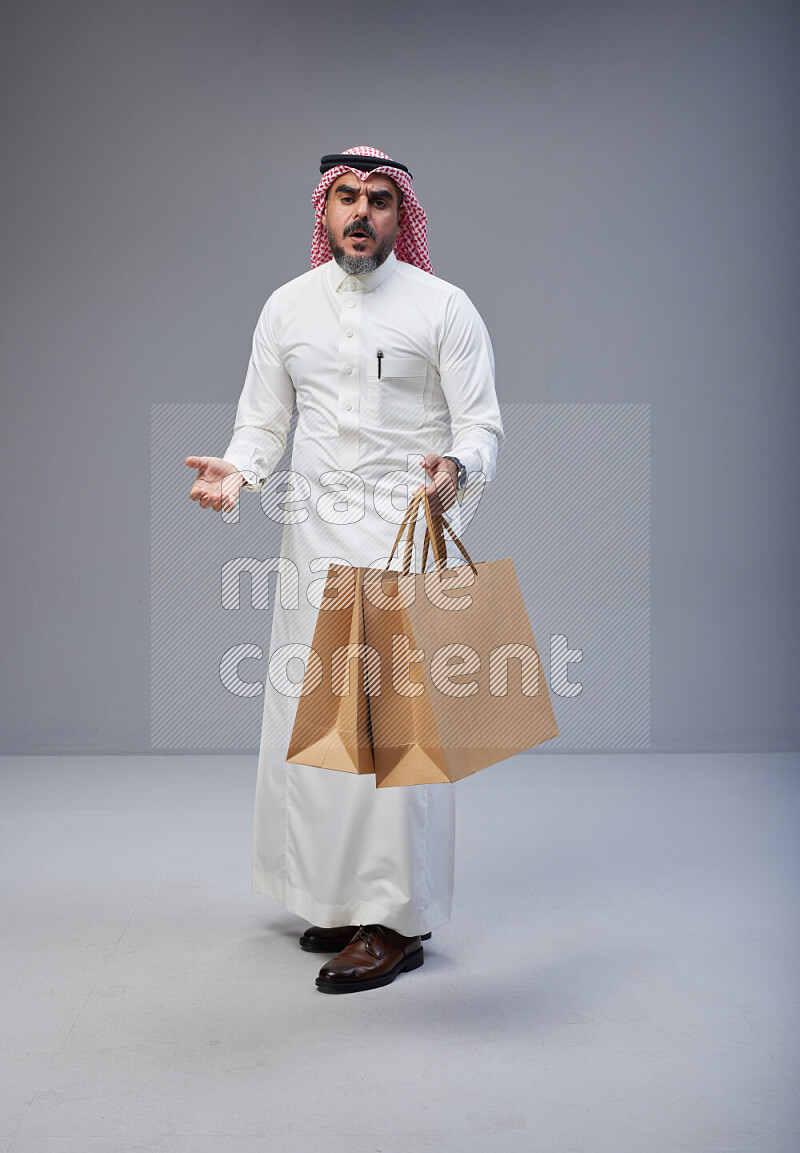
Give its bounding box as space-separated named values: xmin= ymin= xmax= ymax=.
xmin=323 ymin=172 xmax=406 ymax=275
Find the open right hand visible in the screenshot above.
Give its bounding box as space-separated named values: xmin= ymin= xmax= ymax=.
xmin=185 ymin=456 xmax=247 ymax=512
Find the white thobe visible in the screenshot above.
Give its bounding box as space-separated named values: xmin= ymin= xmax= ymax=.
xmin=223 ymin=250 xmax=504 ymax=935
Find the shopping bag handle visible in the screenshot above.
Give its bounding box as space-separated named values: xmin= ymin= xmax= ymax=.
xmin=417 ymin=488 xmax=448 ymax=575
xmin=421 ymin=508 xmax=478 ymax=576
xmin=384 ymin=489 xmax=424 ymax=573
xmin=384 ymin=489 xmax=477 ymax=577
xmin=384 ymin=488 xmax=448 ymax=574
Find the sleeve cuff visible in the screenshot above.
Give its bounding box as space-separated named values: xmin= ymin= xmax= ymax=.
xmin=221 ymin=452 xmax=264 ymax=491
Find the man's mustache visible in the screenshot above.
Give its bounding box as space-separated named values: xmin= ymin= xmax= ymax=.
xmin=343 ymin=221 xmax=377 ymax=240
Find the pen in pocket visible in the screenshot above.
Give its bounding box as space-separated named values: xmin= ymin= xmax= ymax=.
xmin=376 ymin=349 xmax=383 ymax=379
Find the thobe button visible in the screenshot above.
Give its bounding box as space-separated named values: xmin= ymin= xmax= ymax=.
xmin=346 ymin=330 xmax=354 ymax=338
xmin=346 ymin=403 xmax=353 ymax=411
xmin=347 ymin=300 xmax=356 ymax=309
xmin=347 ymin=280 xmax=356 ymax=290
xmin=345 ymin=366 xmax=353 ymax=375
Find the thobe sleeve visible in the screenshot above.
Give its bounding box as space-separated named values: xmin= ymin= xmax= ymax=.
xmin=222 ymin=296 xmax=296 ymax=491
xmin=438 ymin=288 xmax=504 ymax=488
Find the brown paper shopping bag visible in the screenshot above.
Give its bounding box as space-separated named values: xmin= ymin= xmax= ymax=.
xmin=285 ymin=494 xmax=425 ymax=776
xmin=286 ymin=562 xmax=376 ymax=775
xmin=362 ymin=490 xmax=559 ymax=787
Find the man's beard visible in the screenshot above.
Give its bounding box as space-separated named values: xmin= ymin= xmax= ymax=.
xmin=329 ymin=223 xmax=396 ymax=275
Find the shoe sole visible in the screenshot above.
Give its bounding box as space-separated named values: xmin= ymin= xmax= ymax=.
xmin=300 ymin=932 xmax=431 ymax=954
xmin=315 ymin=946 xmax=424 ymax=994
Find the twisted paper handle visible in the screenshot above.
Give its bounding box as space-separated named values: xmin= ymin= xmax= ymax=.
xmin=384 ymin=489 xmax=477 ymax=576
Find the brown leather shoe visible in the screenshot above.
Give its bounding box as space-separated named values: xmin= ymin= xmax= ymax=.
xmin=315 ymin=924 xmax=424 ymax=993
xmin=300 ymin=924 xmax=431 ymax=953
xmin=299 ymin=925 xmax=360 ymax=953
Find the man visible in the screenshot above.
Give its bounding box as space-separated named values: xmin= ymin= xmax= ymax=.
xmin=186 ymin=146 xmax=503 ymax=994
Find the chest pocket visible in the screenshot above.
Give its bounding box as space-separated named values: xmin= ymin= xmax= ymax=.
xmin=366 ymin=356 xmax=428 ymax=430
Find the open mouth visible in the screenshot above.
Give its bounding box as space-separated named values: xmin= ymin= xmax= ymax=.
xmin=348 ymin=231 xmax=370 ymax=241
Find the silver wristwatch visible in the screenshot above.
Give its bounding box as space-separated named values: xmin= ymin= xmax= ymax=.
xmin=443 ymin=455 xmax=467 ymax=491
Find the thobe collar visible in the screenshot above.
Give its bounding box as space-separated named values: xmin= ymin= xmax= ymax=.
xmin=327 ymin=250 xmax=398 ymax=293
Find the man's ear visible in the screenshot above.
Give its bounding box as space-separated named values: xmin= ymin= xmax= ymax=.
xmin=398 ymin=202 xmax=407 ymax=227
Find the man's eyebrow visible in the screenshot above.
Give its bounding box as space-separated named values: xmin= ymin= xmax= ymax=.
xmin=332 ymin=183 xmax=396 ymax=201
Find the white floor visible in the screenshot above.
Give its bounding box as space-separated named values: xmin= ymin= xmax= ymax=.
xmin=1 ymin=752 xmax=798 ymax=1153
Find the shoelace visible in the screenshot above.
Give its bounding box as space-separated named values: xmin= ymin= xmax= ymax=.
xmin=355 ymin=924 xmax=385 ymax=953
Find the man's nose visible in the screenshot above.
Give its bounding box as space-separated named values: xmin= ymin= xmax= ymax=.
xmin=352 ymin=192 xmax=372 ymax=218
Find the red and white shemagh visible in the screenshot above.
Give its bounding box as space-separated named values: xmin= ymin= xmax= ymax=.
xmin=310 ymin=145 xmax=433 ymax=274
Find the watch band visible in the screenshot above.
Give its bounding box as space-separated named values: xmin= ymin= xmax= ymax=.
xmin=443 ymin=455 xmax=468 ymax=491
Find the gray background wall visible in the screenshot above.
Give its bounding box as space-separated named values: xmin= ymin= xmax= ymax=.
xmin=1 ymin=0 xmax=797 ymax=754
